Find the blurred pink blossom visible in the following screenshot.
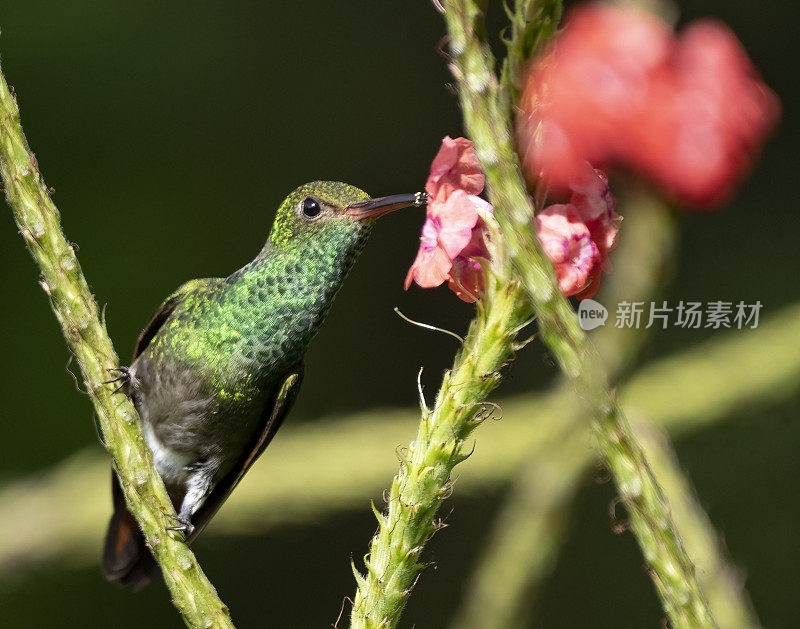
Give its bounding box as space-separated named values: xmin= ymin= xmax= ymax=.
xmin=518 ymin=2 xmax=780 ymax=207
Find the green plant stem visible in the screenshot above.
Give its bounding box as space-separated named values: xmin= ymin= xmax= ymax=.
xmin=448 ymin=413 xmax=762 ymax=629
xmin=1 ymin=300 xmax=799 ymax=580
xmin=451 ymin=196 xmax=759 ymax=628
xmin=632 ymin=420 xmax=762 ymax=628
xmin=589 ymin=188 xmax=677 ymax=380
xmin=501 ymin=0 xmax=562 ymax=101
xmin=350 ymin=276 xmax=532 ymax=629
xmin=0 ymin=62 xmax=234 ymax=629
xmin=441 ymin=2 xmax=716 ymax=626
xmin=451 ymin=190 xmax=678 ymax=628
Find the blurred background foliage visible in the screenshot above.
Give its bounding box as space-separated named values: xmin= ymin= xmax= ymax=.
xmin=0 ymin=1 xmax=798 ymax=627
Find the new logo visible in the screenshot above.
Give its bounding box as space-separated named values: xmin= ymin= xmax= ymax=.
xmin=578 ymin=299 xmax=608 ymax=330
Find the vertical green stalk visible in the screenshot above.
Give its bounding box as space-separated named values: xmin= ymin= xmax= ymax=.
xmin=441 ymin=1 xmax=716 ymax=627
xmin=450 ymin=193 xmax=679 ymax=629
xmin=350 ymin=273 xmax=533 ymax=628
xmin=501 ymin=0 xmax=562 ymax=102
xmin=0 ymin=62 xmax=235 ymax=629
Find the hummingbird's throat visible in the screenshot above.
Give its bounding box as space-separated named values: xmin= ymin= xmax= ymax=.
xmin=234 ymin=228 xmax=369 ymax=376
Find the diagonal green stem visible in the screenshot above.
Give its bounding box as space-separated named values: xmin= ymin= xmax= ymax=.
xmin=452 ymin=195 xmax=759 ymax=627
xmin=632 ymin=420 xmax=762 ymax=629
xmin=441 ymin=1 xmax=716 ymax=626
xmin=450 ymin=191 xmax=680 ymax=628
xmin=0 ymin=62 xmax=235 ymax=629
xmin=350 ymin=274 xmax=533 ymax=629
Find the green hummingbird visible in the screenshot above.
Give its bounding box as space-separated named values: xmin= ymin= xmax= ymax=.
xmin=102 ymin=181 xmax=425 ymax=588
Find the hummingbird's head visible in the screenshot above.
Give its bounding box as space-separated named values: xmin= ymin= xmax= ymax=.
xmin=266 ymin=181 xmax=425 ymax=253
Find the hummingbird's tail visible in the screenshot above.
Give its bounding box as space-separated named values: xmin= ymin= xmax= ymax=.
xmin=102 ymin=472 xmax=160 ymax=589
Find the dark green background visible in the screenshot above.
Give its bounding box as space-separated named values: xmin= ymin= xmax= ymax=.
xmin=1 ymin=1 xmax=798 ymax=627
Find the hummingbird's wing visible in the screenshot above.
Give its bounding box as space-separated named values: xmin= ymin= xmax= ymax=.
xmin=103 ymin=278 xmax=219 ymax=587
xmin=133 ymin=278 xmax=217 ymax=358
xmin=185 ymin=364 xmax=305 ymax=544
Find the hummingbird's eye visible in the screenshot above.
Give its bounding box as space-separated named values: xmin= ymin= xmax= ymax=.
xmin=301 ymin=197 xmax=322 ymax=219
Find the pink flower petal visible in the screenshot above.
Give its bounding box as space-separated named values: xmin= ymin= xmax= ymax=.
xmin=430 ymin=189 xmax=482 ymax=230
xmin=536 ymin=204 xmax=601 ymax=297
xmin=432 ymin=190 xmax=484 ymax=258
xmin=448 ymin=255 xmax=485 ymax=303
xmin=419 ymin=217 xmax=439 ymax=250
xmin=426 ymin=136 xmax=485 ymax=200
xmin=405 ymin=244 xmax=452 ymax=289
xmin=459 ymin=219 xmax=491 ymax=260
xmin=568 ymin=163 xmax=619 ymax=256
xmin=569 ymin=163 xmax=614 ymax=221
xmin=407 ymin=136 xmax=495 ymax=301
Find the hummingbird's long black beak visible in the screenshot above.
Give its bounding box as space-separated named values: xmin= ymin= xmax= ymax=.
xmin=344 ymin=192 xmax=427 ymax=220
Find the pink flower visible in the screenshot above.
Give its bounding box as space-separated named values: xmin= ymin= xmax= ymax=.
xmin=568 ymin=165 xmax=619 ymax=255
xmin=520 ymin=4 xmax=671 ymax=187
xmin=405 ymin=190 xmax=489 ymax=290
xmin=426 ymin=136 xmax=485 ymax=200
xmin=406 ymin=137 xmax=493 ymax=303
xmin=447 ymin=226 xmax=491 ymax=303
xmin=537 ymin=205 xmax=600 ymax=297
xmin=634 ymin=21 xmax=781 ymax=205
xmin=518 ymin=3 xmax=780 ymax=208
xmin=535 ymin=164 xmax=618 ymax=298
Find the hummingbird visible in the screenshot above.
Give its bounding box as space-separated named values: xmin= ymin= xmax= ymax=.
xmin=102 ymin=181 xmax=425 ymax=588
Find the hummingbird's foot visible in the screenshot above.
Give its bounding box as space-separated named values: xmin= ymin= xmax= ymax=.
xmin=165 ymin=513 xmax=195 ymax=537
xmin=103 ymin=366 xmax=131 ymax=395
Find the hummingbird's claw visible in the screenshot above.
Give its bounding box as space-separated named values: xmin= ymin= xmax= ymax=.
xmin=103 ymin=366 xmax=131 ymax=394
xmin=165 ymin=513 xmax=195 ymax=537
